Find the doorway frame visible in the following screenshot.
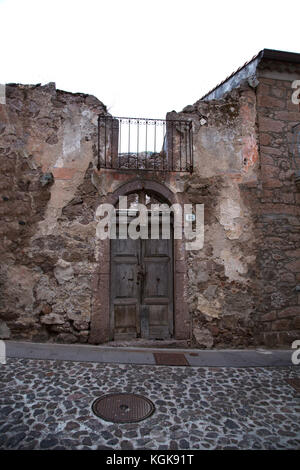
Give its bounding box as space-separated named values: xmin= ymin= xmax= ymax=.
xmin=89 ymin=179 xmax=190 ymax=344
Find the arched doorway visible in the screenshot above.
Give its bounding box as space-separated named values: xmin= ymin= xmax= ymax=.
xmin=89 ymin=179 xmax=190 ymax=345
xmin=110 ymin=190 xmax=174 ymax=341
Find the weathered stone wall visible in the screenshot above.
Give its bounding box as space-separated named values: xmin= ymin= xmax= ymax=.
xmin=254 ymin=59 xmax=300 ymax=346
xmin=1 ymin=57 xmax=299 ymax=348
xmin=0 ymin=83 xmax=107 ymax=342
xmin=170 ymin=84 xmax=260 ymax=348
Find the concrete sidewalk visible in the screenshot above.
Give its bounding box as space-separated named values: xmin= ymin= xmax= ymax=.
xmin=4 ymin=340 xmax=295 ymax=367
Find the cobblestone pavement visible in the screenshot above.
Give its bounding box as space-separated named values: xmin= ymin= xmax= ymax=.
xmin=0 ymin=358 xmax=300 ymax=450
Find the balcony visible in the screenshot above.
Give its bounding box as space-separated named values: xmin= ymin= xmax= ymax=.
xmin=97 ymin=116 xmax=193 ymax=173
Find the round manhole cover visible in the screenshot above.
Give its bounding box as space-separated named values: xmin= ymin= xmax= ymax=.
xmin=92 ymin=393 xmax=155 ymax=423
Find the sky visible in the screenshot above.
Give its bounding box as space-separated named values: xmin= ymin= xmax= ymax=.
xmin=0 ymin=0 xmax=299 ymax=118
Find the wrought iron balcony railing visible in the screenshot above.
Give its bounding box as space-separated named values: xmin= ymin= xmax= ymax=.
xmin=97 ymin=116 xmax=193 ymax=173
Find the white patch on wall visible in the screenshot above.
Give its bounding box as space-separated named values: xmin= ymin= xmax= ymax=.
xmin=54 ymin=259 xmax=74 ymax=284
xmin=82 ymin=108 xmax=94 ymax=122
xmin=0 ymin=84 xmax=6 ymax=105
xmin=53 ymin=155 xmax=64 ymax=168
xmin=197 ymin=294 xmax=221 ymax=319
xmin=221 ymin=248 xmax=248 ymax=281
xmin=54 ymin=113 xmax=81 ymax=168
xmin=218 ymin=198 xmax=243 ymax=240
xmin=63 ymin=117 xmax=81 ymax=158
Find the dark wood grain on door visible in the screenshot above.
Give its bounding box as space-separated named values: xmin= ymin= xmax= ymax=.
xmin=110 ymin=215 xmax=173 ymax=340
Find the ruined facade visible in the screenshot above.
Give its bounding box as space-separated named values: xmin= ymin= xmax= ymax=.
xmin=0 ymin=49 xmax=300 ymax=348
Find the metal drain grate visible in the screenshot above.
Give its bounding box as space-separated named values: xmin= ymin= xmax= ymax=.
xmin=154 ymin=352 xmax=189 ymax=366
xmin=92 ymin=393 xmax=155 ymax=423
xmin=286 ymin=378 xmax=300 ymax=392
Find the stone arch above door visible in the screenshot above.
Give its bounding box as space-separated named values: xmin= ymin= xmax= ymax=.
xmin=105 ymin=179 xmax=178 ymax=206
xmin=89 ymin=179 xmax=190 ymax=345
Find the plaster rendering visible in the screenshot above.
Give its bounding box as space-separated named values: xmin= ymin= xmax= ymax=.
xmin=1 ymin=49 xmax=300 ymax=348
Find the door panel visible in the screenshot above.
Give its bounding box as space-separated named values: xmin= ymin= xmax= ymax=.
xmin=144 ymin=238 xmax=170 ymax=256
xmin=143 ymin=258 xmax=170 ymax=297
xmin=110 ymin=236 xmax=139 ymax=340
xmin=142 ymin=234 xmax=173 ymax=339
xmin=114 ymin=304 xmax=138 ymax=339
xmin=114 ymin=260 xmax=137 ymax=299
xmin=110 ymin=215 xmax=173 ymax=340
xmin=148 ymin=305 xmax=170 ymax=339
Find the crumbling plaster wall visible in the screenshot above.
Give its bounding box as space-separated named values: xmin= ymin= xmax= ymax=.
xmin=179 ymin=58 xmax=300 ymax=348
xmin=1 ymin=65 xmax=299 ymax=348
xmin=0 ymin=83 xmax=107 ymax=342
xmin=0 ymin=81 xmax=261 ymax=347
xmin=169 ymin=83 xmax=260 ymax=348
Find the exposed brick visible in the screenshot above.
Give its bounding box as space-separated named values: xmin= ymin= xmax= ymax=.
xmin=292 ymin=317 xmax=300 ymax=329
xmin=285 ymin=249 xmax=300 ymax=258
xmin=278 ymin=306 xmax=300 ymax=318
xmin=277 ymin=330 xmax=300 ymax=345
xmin=272 ymin=319 xmax=291 ymax=331
xmin=263 ymin=179 xmax=283 ymax=189
xmin=257 ymin=83 xmax=270 ymax=96
xmin=261 ymin=322 xmax=272 ymax=332
xmin=260 ymin=311 xmax=277 ymax=322
xmin=287 ymin=100 xmax=300 ymax=111
xmin=274 ymin=111 xmax=300 ymax=122
xmin=280 ymin=193 xmax=295 ymax=204
xmin=261 ymin=155 xmax=274 ymax=166
xmin=261 ymin=165 xmax=280 ymax=181
xmin=52 ymin=168 xmax=77 ymax=180
xmin=260 ymin=146 xmax=283 ymax=156
xmin=258 ymin=117 xmax=285 ymax=133
xmin=257 ymin=95 xmax=285 ymax=109
xmin=260 ymin=204 xmax=298 ymax=215
xmin=285 ymin=260 xmax=300 ymax=273
xmin=279 ymin=273 xmax=295 ymax=284
xmin=262 ymin=332 xmax=278 ymax=347
xmin=271 ymin=87 xmax=286 ymax=99
xmin=260 ymin=133 xmax=271 ymax=146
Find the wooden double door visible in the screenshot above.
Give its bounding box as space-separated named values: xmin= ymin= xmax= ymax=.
xmin=110 ymin=216 xmax=174 ymax=340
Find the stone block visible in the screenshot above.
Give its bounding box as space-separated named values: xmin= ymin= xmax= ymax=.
xmin=0 ymin=321 xmax=10 ymax=339
xmin=286 ymin=260 xmax=300 ymax=273
xmin=40 ymin=303 xmax=52 ymax=314
xmin=260 ymin=311 xmax=277 ymax=322
xmin=271 ymin=87 xmax=286 ymax=99
xmin=54 ymin=259 xmax=74 ymax=284
xmin=40 ymin=314 xmax=65 ymax=325
xmin=272 ymin=319 xmax=291 ymax=331
xmin=258 ymin=95 xmax=285 ymax=109
xmin=277 ymin=330 xmax=300 ymax=345
xmin=73 ymin=320 xmax=90 ymax=331
xmin=260 ymin=133 xmax=271 ymax=145
xmin=263 ymin=179 xmax=283 ymax=188
xmin=262 ymin=332 xmax=278 ymax=347
xmin=56 ymin=333 xmax=77 ymax=343
xmin=292 ymin=317 xmax=300 ymax=329
xmin=259 ymin=117 xmax=285 ymax=133
xmin=193 ymin=327 xmax=214 ymax=348
xmin=278 ymin=306 xmax=300 ymax=318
